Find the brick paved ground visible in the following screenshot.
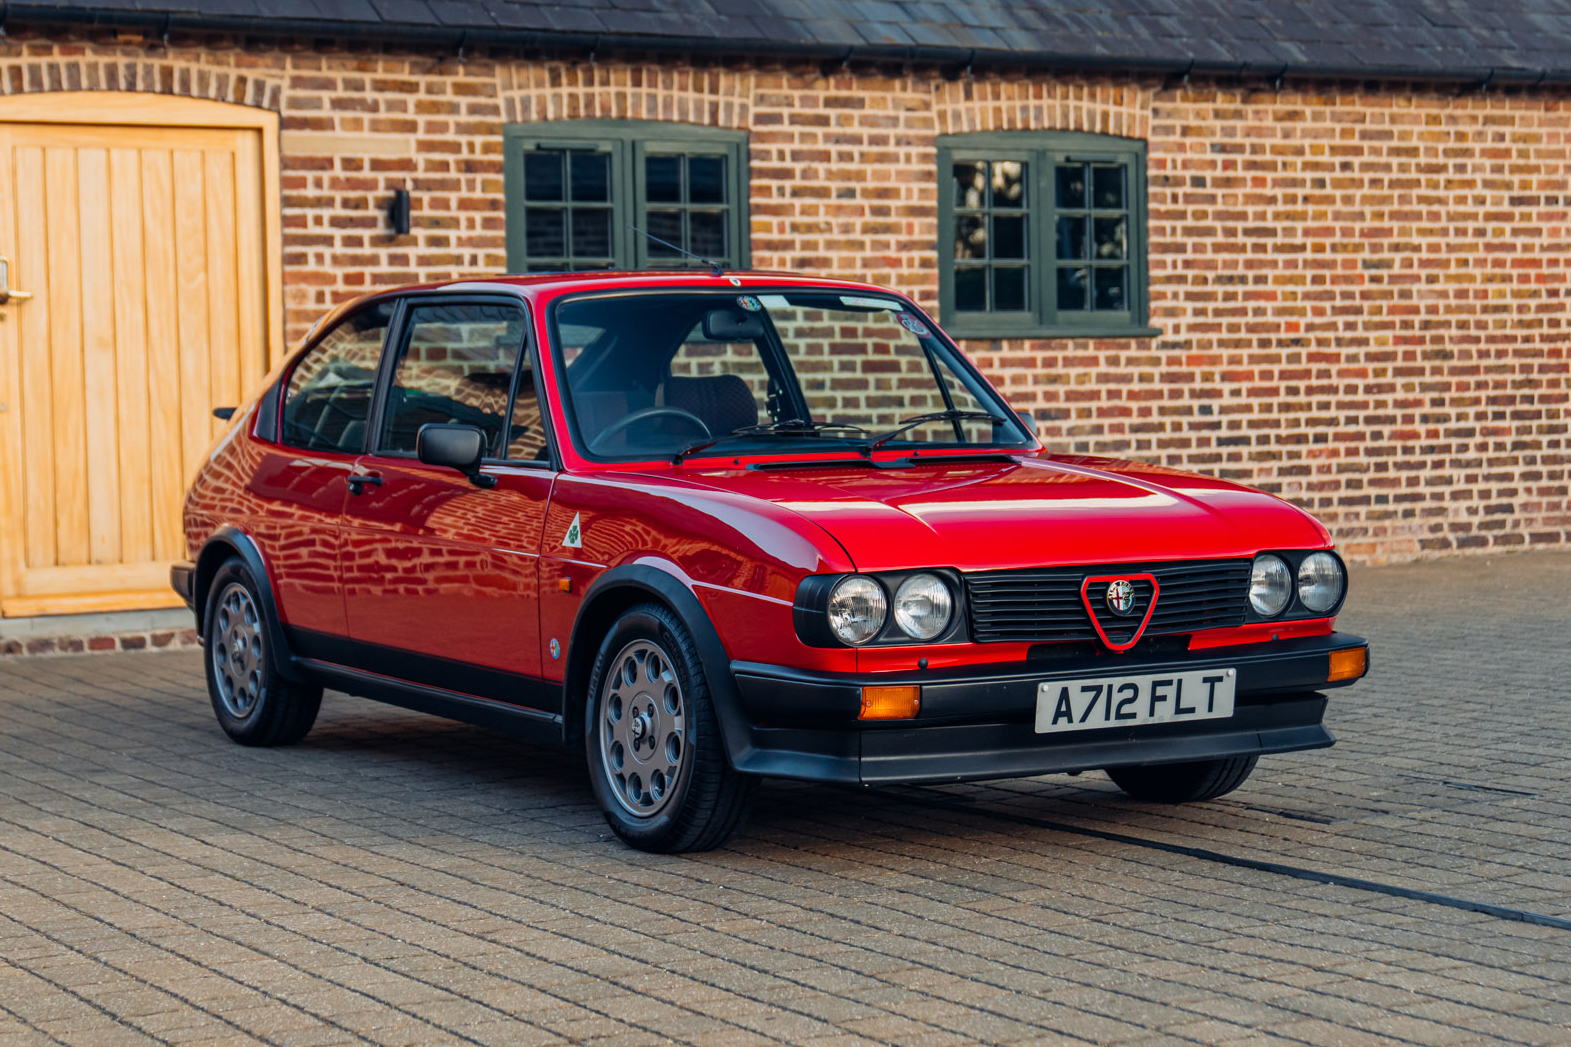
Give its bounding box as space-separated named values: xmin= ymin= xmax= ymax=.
xmin=1 ymin=552 xmax=1567 ymax=1047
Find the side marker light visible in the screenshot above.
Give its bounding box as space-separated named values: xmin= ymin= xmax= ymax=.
xmin=859 ymin=685 xmax=920 ymax=720
xmin=1328 ymin=647 xmax=1367 ymax=682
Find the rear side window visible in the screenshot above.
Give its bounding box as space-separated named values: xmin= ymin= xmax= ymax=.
xmin=281 ymin=303 xmax=395 ymax=453
xmin=378 ymin=301 xmax=529 ymax=458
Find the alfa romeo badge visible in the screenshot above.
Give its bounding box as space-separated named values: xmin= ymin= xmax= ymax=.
xmin=1105 ymin=579 xmax=1137 ymax=616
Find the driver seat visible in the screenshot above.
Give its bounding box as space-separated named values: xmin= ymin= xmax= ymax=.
xmin=664 ymin=375 xmax=758 ymax=436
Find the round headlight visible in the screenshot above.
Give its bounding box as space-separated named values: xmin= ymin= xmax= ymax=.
xmin=893 ymin=573 xmax=954 ymax=641
xmin=827 ymin=576 xmax=887 ymax=645
xmin=1297 ymin=551 xmax=1345 ymax=614
xmin=1249 ymin=554 xmax=1292 ymax=617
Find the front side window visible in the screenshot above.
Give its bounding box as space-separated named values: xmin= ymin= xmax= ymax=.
xmin=504 ymin=121 xmax=748 ymax=272
xmin=938 ymin=132 xmax=1150 ymax=337
xmin=551 ymin=291 xmax=1034 ymax=461
xmin=280 ymin=302 xmax=395 ymax=453
xmin=378 ymin=301 xmax=530 ymax=459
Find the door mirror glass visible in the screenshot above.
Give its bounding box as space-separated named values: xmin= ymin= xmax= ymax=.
xmin=417 ymin=424 xmax=494 ymax=487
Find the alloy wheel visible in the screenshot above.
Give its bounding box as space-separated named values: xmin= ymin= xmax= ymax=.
xmin=598 ymin=638 xmax=689 ymax=818
xmin=212 ymin=582 xmax=266 ymax=719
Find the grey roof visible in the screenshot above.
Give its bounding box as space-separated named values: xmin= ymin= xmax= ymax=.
xmin=18 ymin=0 xmax=1571 ymax=83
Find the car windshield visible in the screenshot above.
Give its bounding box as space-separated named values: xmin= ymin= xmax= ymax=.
xmin=551 ymin=290 xmax=1032 ymax=461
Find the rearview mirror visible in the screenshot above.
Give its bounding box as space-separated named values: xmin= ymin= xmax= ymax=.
xmin=702 ymin=308 xmax=764 ymax=341
xmin=417 ymin=424 xmax=495 ymax=488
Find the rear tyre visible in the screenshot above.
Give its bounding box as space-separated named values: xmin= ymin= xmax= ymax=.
xmin=203 ymin=557 xmax=322 ymax=747
xmin=584 ymin=603 xmax=756 ymax=853
xmin=1105 ymin=755 xmax=1258 ymax=803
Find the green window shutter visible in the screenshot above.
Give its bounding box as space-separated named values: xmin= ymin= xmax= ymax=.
xmin=937 ymin=131 xmax=1157 ymax=339
xmin=504 ymin=121 xmax=749 ymax=273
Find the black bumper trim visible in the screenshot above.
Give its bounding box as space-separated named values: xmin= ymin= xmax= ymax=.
xmin=725 ymin=632 xmax=1362 ymax=785
xmin=170 ymin=561 xmax=196 ymax=611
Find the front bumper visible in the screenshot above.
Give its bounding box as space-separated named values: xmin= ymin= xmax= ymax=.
xmin=727 ymin=632 xmax=1367 ymax=785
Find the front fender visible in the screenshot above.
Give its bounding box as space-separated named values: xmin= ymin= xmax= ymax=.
xmin=566 ymin=563 xmax=755 ymax=769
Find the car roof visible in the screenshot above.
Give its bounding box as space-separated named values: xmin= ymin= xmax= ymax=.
xmin=298 ymin=270 xmax=923 ymax=356
xmin=355 ymin=269 xmax=909 ymax=303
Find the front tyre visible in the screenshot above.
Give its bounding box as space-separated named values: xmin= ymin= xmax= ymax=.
xmin=1106 ymin=755 xmax=1258 ymax=803
xmin=203 ymin=557 xmax=322 ymax=747
xmin=585 ymin=603 xmax=755 ymax=853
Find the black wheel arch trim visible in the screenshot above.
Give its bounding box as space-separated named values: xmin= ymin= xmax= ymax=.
xmin=193 ymin=525 xmax=307 ymax=683
xmin=567 ymin=563 xmax=754 ymax=767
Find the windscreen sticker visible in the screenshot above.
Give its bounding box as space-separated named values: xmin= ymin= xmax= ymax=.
xmin=839 ymin=295 xmax=896 ymax=311
xmin=898 ymin=314 xmax=932 ymax=337
xmin=562 ymin=512 xmax=583 ymax=548
xmin=758 ymin=294 xmax=791 ymax=309
xmin=736 ymin=295 xmax=761 ymax=311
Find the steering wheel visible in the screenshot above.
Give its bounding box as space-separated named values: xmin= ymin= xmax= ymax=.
xmin=589 ymin=406 xmax=710 ymax=454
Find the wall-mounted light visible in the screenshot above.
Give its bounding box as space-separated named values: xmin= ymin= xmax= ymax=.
xmin=388 ymin=188 xmax=411 ymax=236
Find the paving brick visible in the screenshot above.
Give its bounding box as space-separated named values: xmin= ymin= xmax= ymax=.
xmin=2 ymin=552 xmax=1570 ymax=1045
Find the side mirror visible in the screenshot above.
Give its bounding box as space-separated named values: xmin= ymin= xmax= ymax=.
xmin=417 ymin=424 xmax=495 ymax=488
xmin=702 ymin=308 xmax=764 ymax=341
xmin=1015 ymin=409 xmax=1039 ymax=435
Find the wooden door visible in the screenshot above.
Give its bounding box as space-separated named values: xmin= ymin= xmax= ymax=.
xmin=0 ymin=96 xmax=280 ymax=617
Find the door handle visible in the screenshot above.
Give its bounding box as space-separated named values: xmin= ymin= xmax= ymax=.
xmin=0 ymin=256 xmax=32 ymax=304
xmin=346 ymin=472 xmax=384 ymax=495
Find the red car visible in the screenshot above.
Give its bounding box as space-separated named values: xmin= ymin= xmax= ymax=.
xmin=173 ymin=271 xmax=1369 ymax=852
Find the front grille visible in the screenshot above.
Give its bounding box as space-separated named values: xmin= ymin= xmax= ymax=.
xmin=965 ymin=559 xmax=1251 ymax=644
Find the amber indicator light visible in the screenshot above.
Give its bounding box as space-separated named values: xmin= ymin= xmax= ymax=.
xmin=859 ymin=685 xmax=921 ymax=720
xmin=558 ymin=577 xmax=573 ymax=593
xmin=1328 ymin=647 xmax=1367 ymax=682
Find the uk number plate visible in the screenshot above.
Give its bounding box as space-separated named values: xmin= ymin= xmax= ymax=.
xmin=1035 ymin=669 xmax=1237 ymax=734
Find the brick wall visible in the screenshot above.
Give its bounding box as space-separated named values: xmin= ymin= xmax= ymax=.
xmin=2 ymin=35 xmax=1567 ymax=562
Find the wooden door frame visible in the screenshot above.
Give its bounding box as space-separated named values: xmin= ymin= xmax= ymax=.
xmin=0 ymin=93 xmax=283 ymax=617
xmin=0 ymin=92 xmax=284 ymax=368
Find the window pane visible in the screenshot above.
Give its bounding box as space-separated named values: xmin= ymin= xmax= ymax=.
xmin=380 ymin=303 xmax=526 ymax=457
xmin=993 ymin=268 xmax=1027 ymax=312
xmin=508 ymin=368 xmax=548 ymax=460
xmin=525 ymin=152 xmax=563 ymax=202
xmin=955 ymin=267 xmax=987 ymax=311
xmin=1094 ymin=267 xmax=1128 ymax=311
xmin=1093 ymin=217 xmax=1126 ymax=260
xmin=993 ymin=215 xmax=1026 ymax=259
xmin=1057 ymin=266 xmax=1088 ymax=311
xmin=1093 ymin=165 xmax=1125 ymax=209
xmin=1055 ymin=216 xmax=1087 ymax=261
xmin=571 ymin=208 xmax=611 ymax=258
xmin=953 ymin=161 xmax=987 ymax=209
xmin=646 ymin=210 xmax=683 ymax=256
xmin=688 ymin=156 xmax=726 ymax=203
xmin=955 ymin=215 xmax=986 ymax=260
xmin=646 ymin=155 xmax=682 ymax=203
xmin=1056 ymin=164 xmax=1087 ymax=209
xmin=689 ymin=211 xmax=726 ymax=258
xmin=282 ymin=302 xmax=394 ymax=453
xmin=570 ymin=152 xmax=609 ymax=202
xmin=991 ymin=161 xmax=1027 ymax=208
xmin=525 ymin=208 xmax=565 ymax=257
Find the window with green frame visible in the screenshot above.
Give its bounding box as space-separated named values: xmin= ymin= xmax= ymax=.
xmin=937 ymin=132 xmax=1155 ymax=338
xmin=503 ymin=121 xmax=750 ymax=272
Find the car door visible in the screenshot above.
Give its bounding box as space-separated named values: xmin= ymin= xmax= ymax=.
xmin=248 ymin=301 xmax=395 ymax=640
xmin=339 ymin=296 xmax=557 ymax=712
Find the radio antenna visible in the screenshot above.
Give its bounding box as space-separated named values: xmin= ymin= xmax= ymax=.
xmin=629 ymin=224 xmax=724 ymax=277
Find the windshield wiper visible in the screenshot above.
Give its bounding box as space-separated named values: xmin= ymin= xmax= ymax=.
xmin=672 ymin=418 xmax=869 ymax=463
xmin=863 ymin=410 xmax=1000 ymax=455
